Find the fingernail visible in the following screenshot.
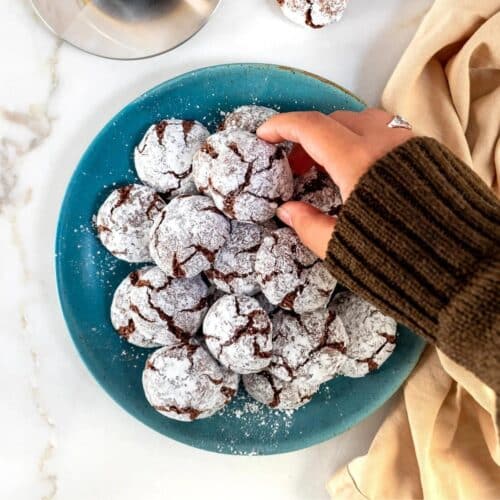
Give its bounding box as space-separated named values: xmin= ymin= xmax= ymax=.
xmin=277 ymin=206 xmax=292 ymax=226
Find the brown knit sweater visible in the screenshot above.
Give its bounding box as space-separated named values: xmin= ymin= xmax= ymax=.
xmin=325 ymin=137 xmax=500 ymax=394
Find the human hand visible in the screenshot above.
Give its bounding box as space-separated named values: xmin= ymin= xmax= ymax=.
xmin=257 ymin=108 xmax=413 ymax=258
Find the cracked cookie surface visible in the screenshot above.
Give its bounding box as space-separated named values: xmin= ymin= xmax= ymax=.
xmin=149 ymin=195 xmax=230 ymax=278
xmin=269 ymin=309 xmax=347 ymax=385
xmin=134 ymin=119 xmax=209 ymax=197
xmin=243 ymin=370 xmax=319 ymax=410
xmin=111 ymin=266 xmax=158 ymax=348
xmin=220 ymin=105 xmax=293 ymax=153
xmin=142 ymin=342 xmax=239 ymax=421
xmin=332 ymin=291 xmax=397 ymax=377
xmin=255 ymin=227 xmax=337 ymax=313
xmin=96 ymin=184 xmax=165 ymax=263
xmin=203 ymin=294 xmax=273 ymax=374
xmin=293 ymin=166 xmax=342 ymax=216
xmin=220 ymin=105 xmax=278 ymax=133
xmin=192 ymin=129 xmax=293 ymax=223
xmin=277 ymin=0 xmax=347 ymax=28
xmin=128 ymin=266 xmax=209 ymax=347
xmin=205 ymin=220 xmax=269 ymax=295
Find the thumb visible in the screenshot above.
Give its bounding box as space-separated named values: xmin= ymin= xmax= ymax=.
xmin=276 ymin=201 xmax=336 ymax=259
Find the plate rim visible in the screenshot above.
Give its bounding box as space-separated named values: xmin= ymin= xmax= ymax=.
xmin=55 ymin=63 xmax=424 ymax=455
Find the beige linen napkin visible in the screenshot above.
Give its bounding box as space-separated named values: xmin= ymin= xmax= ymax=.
xmin=327 ymin=1 xmax=500 ymax=498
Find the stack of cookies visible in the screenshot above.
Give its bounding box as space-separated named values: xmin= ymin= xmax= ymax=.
xmin=95 ymin=105 xmax=397 ymax=421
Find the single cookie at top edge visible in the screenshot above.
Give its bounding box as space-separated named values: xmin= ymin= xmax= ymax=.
xmin=255 ymin=227 xmax=337 ymax=313
xmin=134 ymin=119 xmax=209 ymax=198
xmin=203 ymin=294 xmax=273 ymax=375
xmin=277 ymin=0 xmax=348 ymax=29
xmin=142 ymin=342 xmax=239 ymax=421
xmin=129 ymin=266 xmax=209 ymax=348
xmin=149 ymin=195 xmax=230 ymax=278
xmin=96 ymin=184 xmax=165 ymax=263
xmin=192 ymin=129 xmax=294 ymax=223
xmin=331 ymin=291 xmax=397 ymax=378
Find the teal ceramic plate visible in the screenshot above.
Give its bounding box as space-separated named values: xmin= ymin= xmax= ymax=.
xmin=56 ymin=63 xmax=424 ymax=455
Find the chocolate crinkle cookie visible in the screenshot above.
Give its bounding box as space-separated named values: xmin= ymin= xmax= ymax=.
xmin=149 ymin=195 xmax=230 ymax=278
xmin=220 ymin=105 xmax=293 ymax=154
xmin=332 ymin=291 xmax=397 ymax=377
xmin=134 ymin=119 xmax=209 ymax=198
xmin=128 ymin=266 xmax=209 ymax=347
xmin=294 ymin=166 xmax=342 ymax=216
xmin=203 ymin=295 xmax=273 ymax=374
xmin=142 ymin=342 xmax=239 ymax=421
xmin=219 ymin=105 xmax=278 ymax=133
xmin=277 ymin=0 xmax=348 ymax=29
xmin=255 ymin=227 xmax=337 ymax=313
xmin=243 ymin=371 xmax=318 ymax=411
xmin=192 ymin=129 xmax=293 ymax=223
xmin=269 ymin=308 xmax=348 ymax=385
xmin=111 ymin=266 xmax=159 ymax=348
xmin=205 ymin=220 xmax=269 ymax=295
xmin=96 ymin=184 xmax=165 ymax=263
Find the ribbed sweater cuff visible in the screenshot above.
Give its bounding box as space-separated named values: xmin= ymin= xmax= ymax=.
xmin=325 ymin=137 xmax=500 ymax=391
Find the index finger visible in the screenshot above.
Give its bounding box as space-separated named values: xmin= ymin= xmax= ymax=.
xmin=256 ymin=111 xmax=361 ymax=174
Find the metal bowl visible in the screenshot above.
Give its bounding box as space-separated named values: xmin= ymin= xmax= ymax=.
xmin=31 ymin=0 xmax=222 ymax=60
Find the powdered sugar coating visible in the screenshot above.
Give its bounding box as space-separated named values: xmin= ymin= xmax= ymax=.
xmin=255 ymin=228 xmax=337 ymax=313
xmin=205 ymin=220 xmax=268 ymax=295
xmin=192 ymin=129 xmax=293 ymax=223
xmin=243 ymin=371 xmax=319 ymax=410
xmin=220 ymin=105 xmax=278 ymax=133
xmin=203 ymin=295 xmax=272 ymax=374
xmin=149 ymin=195 xmax=230 ymax=278
xmin=110 ymin=266 xmax=160 ymax=348
xmin=134 ymin=119 xmax=210 ymax=197
xmin=143 ymin=342 xmax=239 ymax=421
xmin=294 ymin=166 xmax=342 ymax=216
xmin=96 ymin=184 xmax=165 ymax=262
xmin=332 ymin=291 xmax=397 ymax=377
xmin=220 ymin=106 xmax=293 ymax=154
xmin=129 ymin=266 xmax=209 ymax=347
xmin=269 ymin=309 xmax=347 ymax=385
xmin=277 ymin=0 xmax=348 ymax=28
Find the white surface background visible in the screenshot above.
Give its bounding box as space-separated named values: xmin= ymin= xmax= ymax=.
xmin=0 ymin=0 xmax=433 ymax=498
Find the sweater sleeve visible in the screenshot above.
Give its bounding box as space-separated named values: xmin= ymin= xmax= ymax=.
xmin=325 ymin=137 xmax=500 ymax=393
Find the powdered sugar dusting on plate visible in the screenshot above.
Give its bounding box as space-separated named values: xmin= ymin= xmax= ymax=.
xmin=215 ymin=390 xmax=297 ymax=454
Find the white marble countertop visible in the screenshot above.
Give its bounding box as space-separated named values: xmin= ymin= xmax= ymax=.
xmin=0 ymin=1 xmax=432 ymax=498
